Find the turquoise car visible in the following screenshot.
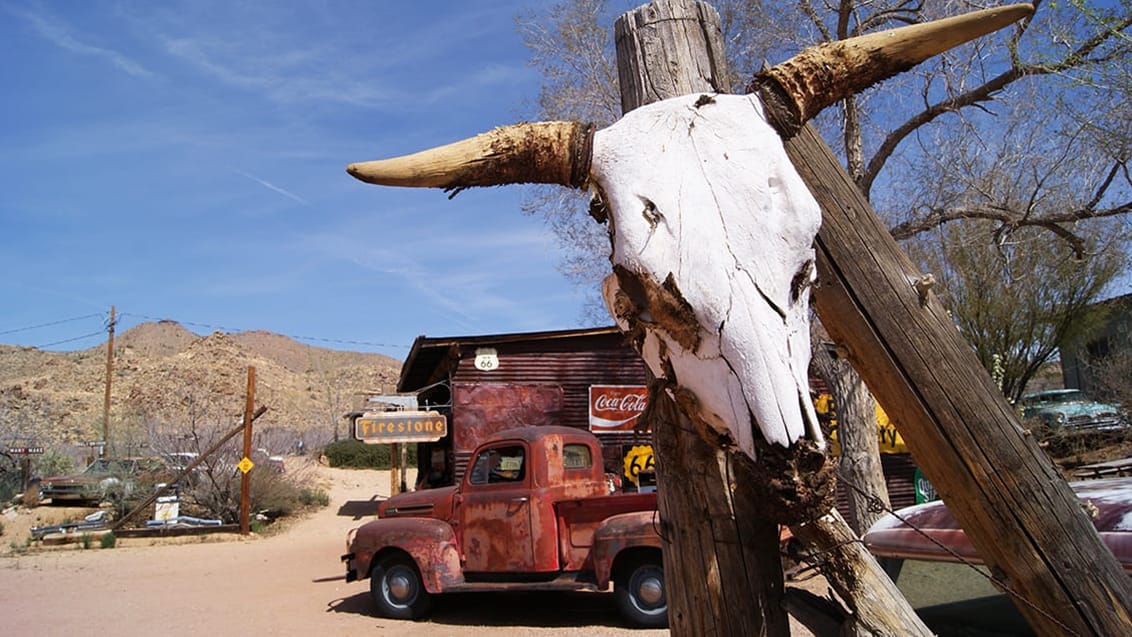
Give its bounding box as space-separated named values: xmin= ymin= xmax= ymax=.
xmin=1019 ymin=388 xmax=1126 ymax=433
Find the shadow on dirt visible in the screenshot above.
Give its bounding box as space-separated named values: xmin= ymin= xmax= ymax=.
xmin=336 ymin=499 xmax=380 ymax=519
xmin=327 ymin=589 xmax=630 ymax=628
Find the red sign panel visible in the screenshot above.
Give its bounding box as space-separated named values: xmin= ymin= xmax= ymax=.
xmin=589 ymin=385 xmax=649 ymax=434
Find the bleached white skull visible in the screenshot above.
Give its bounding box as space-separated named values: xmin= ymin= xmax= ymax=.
xmin=591 ymin=93 xmax=821 ymax=452
xmin=345 ymin=5 xmax=1032 ymax=460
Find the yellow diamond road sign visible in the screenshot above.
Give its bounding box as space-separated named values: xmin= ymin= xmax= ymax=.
xmin=237 ymin=457 xmax=255 ymax=474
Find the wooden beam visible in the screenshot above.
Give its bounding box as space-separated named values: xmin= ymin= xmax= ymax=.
xmin=614 ymin=3 xmax=788 ymax=635
xmin=614 ymin=2 xmax=930 ymax=635
xmin=769 ymin=117 xmax=1132 ymax=636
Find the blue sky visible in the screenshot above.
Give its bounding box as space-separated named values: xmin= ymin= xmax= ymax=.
xmin=0 ymin=0 xmax=597 ymax=359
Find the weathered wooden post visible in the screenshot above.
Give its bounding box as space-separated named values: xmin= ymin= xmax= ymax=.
xmin=344 ymin=3 xmax=1132 ymax=635
xmin=613 ymin=3 xmax=790 ymax=634
xmin=240 ymin=366 xmax=256 ymax=535
xmin=761 ymin=118 xmax=1132 ymax=636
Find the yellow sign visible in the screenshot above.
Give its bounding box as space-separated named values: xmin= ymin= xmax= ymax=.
xmin=237 ymin=457 xmax=255 ymax=474
xmin=355 ymin=410 xmax=448 ymax=444
xmin=623 ymin=445 xmax=655 ymax=485
xmin=818 ymin=394 xmax=909 ymax=455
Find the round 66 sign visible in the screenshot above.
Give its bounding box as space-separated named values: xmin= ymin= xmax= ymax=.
xmin=354 ymin=410 xmax=448 ymax=445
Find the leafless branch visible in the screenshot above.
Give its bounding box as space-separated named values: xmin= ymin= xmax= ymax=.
xmin=860 ymin=14 xmax=1132 ymax=196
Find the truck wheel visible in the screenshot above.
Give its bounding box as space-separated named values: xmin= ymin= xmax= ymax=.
xmin=370 ymin=554 xmax=432 ymax=620
xmin=615 ymin=559 xmax=667 ymax=628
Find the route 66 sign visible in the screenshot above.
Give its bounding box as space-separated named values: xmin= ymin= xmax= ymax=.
xmin=474 ymin=347 xmax=499 ymax=371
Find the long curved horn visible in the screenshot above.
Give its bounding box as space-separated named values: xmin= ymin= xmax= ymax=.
xmin=752 ymin=3 xmax=1034 ymax=134
xmin=347 ymin=121 xmax=593 ymax=190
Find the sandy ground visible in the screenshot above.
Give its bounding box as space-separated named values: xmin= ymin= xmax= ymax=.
xmin=1 ymin=459 xmax=819 ymax=636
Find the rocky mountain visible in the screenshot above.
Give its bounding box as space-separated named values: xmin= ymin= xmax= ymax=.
xmin=0 ymin=321 xmax=403 ymax=450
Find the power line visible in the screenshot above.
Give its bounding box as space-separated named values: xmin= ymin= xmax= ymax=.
xmin=0 ymin=313 xmax=104 ymax=337
xmin=37 ymin=330 xmax=108 ymax=349
xmin=2 ymin=309 xmax=411 ymax=352
xmin=118 ymin=311 xmax=410 ymax=350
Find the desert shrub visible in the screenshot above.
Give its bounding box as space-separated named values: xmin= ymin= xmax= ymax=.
xmin=80 ymin=533 xmax=93 ymax=549
xmin=251 ymin=468 xmax=306 ymax=518
xmin=100 ymin=533 xmax=117 ymax=549
xmin=0 ymin=472 xmax=18 ymax=505
xmin=35 ymin=449 xmax=77 ymax=479
xmin=300 ymin=487 xmax=330 ymax=507
xmin=322 ymin=440 xmax=417 ymax=468
xmin=176 ymin=461 xmax=324 ymax=524
xmin=322 ymin=440 xmax=388 ymax=468
xmin=1039 ymin=427 xmax=1132 ymax=465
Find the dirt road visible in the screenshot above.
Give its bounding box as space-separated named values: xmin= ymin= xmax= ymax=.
xmin=0 ymin=460 xmax=816 ymax=636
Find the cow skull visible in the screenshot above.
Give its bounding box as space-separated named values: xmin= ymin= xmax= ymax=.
xmin=346 ymin=5 xmax=1032 ymax=461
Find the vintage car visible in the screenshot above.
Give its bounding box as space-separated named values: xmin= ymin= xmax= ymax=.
xmin=1020 ymin=388 xmax=1126 ymax=433
xmin=864 ymin=476 xmax=1132 ymax=634
xmin=40 ymin=457 xmax=170 ymax=505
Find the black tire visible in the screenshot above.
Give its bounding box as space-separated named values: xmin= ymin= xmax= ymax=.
xmin=369 ymin=553 xmax=432 ymax=620
xmin=615 ymin=557 xmax=667 ymax=628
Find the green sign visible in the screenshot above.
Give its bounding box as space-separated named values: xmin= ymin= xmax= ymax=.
xmin=914 ymin=467 xmax=938 ymax=504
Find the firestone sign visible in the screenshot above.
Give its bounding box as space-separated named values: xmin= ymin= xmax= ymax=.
xmin=355 ymin=410 xmax=448 ymax=444
xmin=589 ymin=385 xmax=649 ymax=434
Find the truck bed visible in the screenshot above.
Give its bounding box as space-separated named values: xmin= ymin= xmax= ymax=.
xmin=555 ymin=491 xmax=658 ymax=552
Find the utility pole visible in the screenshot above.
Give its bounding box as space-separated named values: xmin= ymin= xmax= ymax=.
xmin=240 ymin=366 xmax=256 ymax=535
xmin=102 ymin=305 xmax=115 ymax=457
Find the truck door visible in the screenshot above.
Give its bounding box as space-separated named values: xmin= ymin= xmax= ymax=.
xmin=458 ymin=442 xmax=536 ymax=572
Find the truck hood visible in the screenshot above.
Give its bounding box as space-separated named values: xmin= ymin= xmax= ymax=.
xmin=379 ymin=485 xmax=457 ymax=519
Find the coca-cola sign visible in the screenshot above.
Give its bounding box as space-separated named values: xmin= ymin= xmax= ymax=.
xmin=589 ymin=385 xmax=649 ymax=433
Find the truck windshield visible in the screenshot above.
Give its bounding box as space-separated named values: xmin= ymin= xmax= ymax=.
xmin=469 ymin=445 xmax=526 ymax=485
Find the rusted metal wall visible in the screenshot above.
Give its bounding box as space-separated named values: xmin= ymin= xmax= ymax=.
xmin=447 ymin=333 xmax=648 ymax=478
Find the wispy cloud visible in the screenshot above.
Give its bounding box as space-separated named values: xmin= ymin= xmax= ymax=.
xmin=232 ymin=169 xmax=309 ymax=205
xmin=156 ymin=31 xmax=402 ymax=109
xmin=7 ymin=4 xmax=154 ymax=78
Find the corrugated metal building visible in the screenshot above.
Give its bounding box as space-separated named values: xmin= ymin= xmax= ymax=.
xmin=396 ymin=326 xmax=653 ymax=484
xmin=395 ymin=324 xmax=921 ymax=511
xmin=1061 ymin=293 xmax=1132 ymax=397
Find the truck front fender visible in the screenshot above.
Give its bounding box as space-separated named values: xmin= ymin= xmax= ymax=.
xmin=345 ymin=517 xmax=463 ymax=593
xmin=591 ymin=510 xmax=663 ymax=588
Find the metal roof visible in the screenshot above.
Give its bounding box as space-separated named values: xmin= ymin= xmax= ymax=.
xmin=396 ymin=326 xmax=625 ymax=392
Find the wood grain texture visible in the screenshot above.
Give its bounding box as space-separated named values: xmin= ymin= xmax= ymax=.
xmin=613 ymin=2 xmax=788 ymax=635
xmin=778 ymin=120 xmax=1132 ymax=636
xmin=612 ymin=2 xmax=931 ymax=635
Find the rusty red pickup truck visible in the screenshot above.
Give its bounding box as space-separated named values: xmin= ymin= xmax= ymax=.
xmin=342 ymin=425 xmax=666 ymax=627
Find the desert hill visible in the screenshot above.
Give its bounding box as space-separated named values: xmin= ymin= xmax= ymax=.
xmin=0 ymin=321 xmax=403 ymax=451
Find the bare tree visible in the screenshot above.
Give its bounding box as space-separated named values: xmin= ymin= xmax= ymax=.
xmin=521 ymin=0 xmax=1132 ymax=275
xmin=516 ymin=1 xmax=1132 ymax=511
xmin=910 ymin=220 xmax=1126 ymax=403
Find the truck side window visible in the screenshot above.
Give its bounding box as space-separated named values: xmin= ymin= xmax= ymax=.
xmin=468 ymin=445 xmax=526 ymax=485
xmin=563 ymin=444 xmax=592 ymax=470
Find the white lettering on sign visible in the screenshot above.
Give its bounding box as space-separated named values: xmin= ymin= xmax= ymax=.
xmin=589 ymin=385 xmax=650 ymax=433
xmin=594 ymin=393 xmax=648 ymax=412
